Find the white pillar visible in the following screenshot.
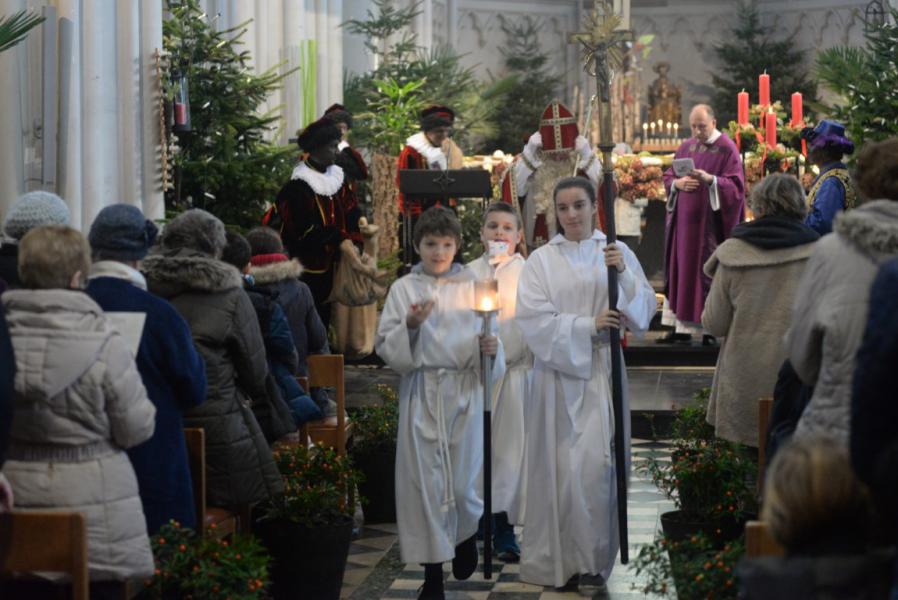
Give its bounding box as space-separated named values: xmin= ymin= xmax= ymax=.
xmin=315 ymin=0 xmax=329 ymax=118
xmin=447 ymin=0 xmax=457 ymax=48
xmin=283 ymin=0 xmax=305 ymax=142
xmin=116 ymin=0 xmax=141 ymax=208
xmin=140 ymin=0 xmax=164 ymax=222
xmin=56 ymin=0 xmax=83 ymax=229
xmin=327 ymin=0 xmax=343 ymax=106
xmin=0 ymin=0 xmax=27 ymax=219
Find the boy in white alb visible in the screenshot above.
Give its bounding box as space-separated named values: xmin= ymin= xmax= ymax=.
xmin=375 ymin=206 xmax=505 ymax=600
xmin=466 ymin=202 xmax=531 ymax=562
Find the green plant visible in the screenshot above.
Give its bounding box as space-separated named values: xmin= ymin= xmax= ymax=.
xmin=261 ymin=443 xmax=363 ymax=527
xmin=816 ymin=6 xmax=898 ymax=147
xmin=139 ymin=521 xmax=270 ymax=600
xmin=709 ymin=2 xmax=817 ymax=126
xmin=670 ymin=388 xmax=715 ymax=443
xmin=0 ymin=10 xmax=44 ymax=54
xmin=351 ymin=384 xmax=400 ymax=454
xmin=631 ymin=532 xmax=743 ymax=599
xmin=458 ymin=199 xmax=485 ymax=263
xmin=355 ymin=77 xmax=428 ymax=155
xmin=163 ymin=0 xmax=298 ymax=229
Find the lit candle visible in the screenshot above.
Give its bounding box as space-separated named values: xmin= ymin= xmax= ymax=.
xmin=479 ymin=297 xmax=495 ymax=312
xmin=759 ymin=72 xmax=770 ymax=107
xmin=642 ymin=122 xmax=648 ymax=144
xmin=737 ymin=90 xmax=749 ymax=126
xmin=673 ymin=123 xmax=679 ymax=138
xmin=666 ymin=122 xmax=672 ymax=137
xmin=765 ymin=110 xmax=777 ymax=148
xmin=657 ymin=118 xmax=663 ymax=131
xmin=791 ymin=92 xmax=803 ymax=127
xmin=650 ymin=122 xmax=656 ymax=137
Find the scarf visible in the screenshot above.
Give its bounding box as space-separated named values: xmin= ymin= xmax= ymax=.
xmin=730 ymin=216 xmax=820 ymax=250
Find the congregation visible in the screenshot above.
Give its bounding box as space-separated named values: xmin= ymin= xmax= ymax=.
xmin=0 ymin=95 xmax=897 ymax=600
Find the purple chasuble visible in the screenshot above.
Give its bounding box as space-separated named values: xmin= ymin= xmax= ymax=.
xmin=662 ymin=134 xmax=745 ymax=324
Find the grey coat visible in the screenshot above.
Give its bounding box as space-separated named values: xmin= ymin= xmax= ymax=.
xmin=2 ymin=290 xmax=156 ymax=580
xmin=702 ymin=238 xmax=816 ymax=446
xmin=143 ymin=250 xmax=283 ymax=507
xmin=787 ymin=200 xmax=898 ymax=446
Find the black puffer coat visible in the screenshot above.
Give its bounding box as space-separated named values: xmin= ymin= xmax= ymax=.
xmin=143 ymin=249 xmax=283 ymax=507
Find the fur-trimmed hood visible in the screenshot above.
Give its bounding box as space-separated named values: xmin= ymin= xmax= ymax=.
xmin=142 ymin=248 xmax=243 ymax=298
xmin=249 ymin=258 xmax=303 ymax=285
xmin=834 ymin=199 xmax=898 ymax=261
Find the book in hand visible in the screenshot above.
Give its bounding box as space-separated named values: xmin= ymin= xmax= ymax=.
xmin=672 ymin=158 xmax=695 ymax=178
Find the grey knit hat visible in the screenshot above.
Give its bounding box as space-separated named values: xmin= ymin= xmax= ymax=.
xmin=160 ymin=208 xmax=227 ymax=257
xmin=88 ymin=204 xmax=159 ymax=261
xmin=3 ymin=191 xmax=70 ymax=240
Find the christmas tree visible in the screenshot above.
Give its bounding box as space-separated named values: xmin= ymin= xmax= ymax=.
xmin=163 ymin=0 xmax=297 ymax=229
xmin=482 ymin=17 xmax=562 ymax=153
xmin=709 ymin=2 xmax=817 ymax=126
xmin=816 ymin=6 xmax=898 ymax=146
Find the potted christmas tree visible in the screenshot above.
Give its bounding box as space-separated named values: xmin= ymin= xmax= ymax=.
xmin=350 ymin=383 xmax=400 ymax=523
xmin=254 ymin=443 xmax=362 ymax=600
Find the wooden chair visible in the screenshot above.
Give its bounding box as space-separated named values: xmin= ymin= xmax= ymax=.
xmin=745 ymin=520 xmax=785 ymax=558
xmin=758 ymin=397 xmax=774 ymax=493
xmin=299 ymin=354 xmax=353 ymax=455
xmin=184 ymin=427 xmax=238 ymax=539
xmin=0 ymin=511 xmax=88 ymax=600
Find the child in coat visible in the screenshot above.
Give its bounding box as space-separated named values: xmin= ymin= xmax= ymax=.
xmin=466 ymin=202 xmax=531 ymax=562
xmin=375 ymin=206 xmax=505 ymax=600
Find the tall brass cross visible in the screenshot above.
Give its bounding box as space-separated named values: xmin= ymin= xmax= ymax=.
xmin=569 ymin=2 xmax=631 ymax=101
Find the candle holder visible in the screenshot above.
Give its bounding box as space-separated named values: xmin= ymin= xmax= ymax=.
xmin=473 ymin=277 xmax=499 ymax=579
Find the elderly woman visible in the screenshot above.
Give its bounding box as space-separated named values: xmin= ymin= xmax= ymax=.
xmin=2 ymin=225 xmax=156 ymax=585
xmin=787 ymin=138 xmax=898 ymax=447
xmin=702 ymin=173 xmax=819 ymax=446
xmin=142 ymin=209 xmax=283 ymax=509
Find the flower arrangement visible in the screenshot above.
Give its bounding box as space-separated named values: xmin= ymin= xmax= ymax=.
xmin=615 ymin=155 xmax=666 ymax=202
xmin=631 ymin=532 xmax=744 ymax=599
xmin=139 ymin=521 xmax=270 ymax=600
xmin=261 ymin=443 xmax=363 ymax=527
xmin=351 ymin=384 xmax=400 ymax=455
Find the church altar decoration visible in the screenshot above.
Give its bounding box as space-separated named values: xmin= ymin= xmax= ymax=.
xmin=614 ymin=154 xmax=667 ymax=202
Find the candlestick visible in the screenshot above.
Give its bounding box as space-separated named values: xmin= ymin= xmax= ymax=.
xmin=791 ymin=92 xmax=803 ymax=127
xmin=650 ymin=122 xmax=656 ymax=137
xmin=765 ymin=110 xmax=777 ymax=148
xmin=666 ymin=122 xmax=672 ymax=137
xmin=738 ymin=90 xmax=749 ymax=126
xmin=642 ymin=122 xmax=647 ymax=145
xmin=673 ymin=123 xmax=679 ymax=139
xmin=759 ymin=72 xmax=770 ymax=107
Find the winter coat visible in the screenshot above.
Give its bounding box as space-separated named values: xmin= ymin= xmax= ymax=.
xmin=1 ymin=289 xmax=156 ymax=580
xmin=249 ymin=257 xmax=328 ymax=376
xmin=143 ymin=250 xmax=284 ymax=508
xmin=0 ymin=303 xmax=13 ymax=467
xmin=702 ymin=218 xmax=817 ymax=446
xmin=852 ymin=257 xmax=898 ymax=497
xmin=738 ymin=549 xmax=895 ymax=600
xmin=86 ymin=262 xmax=208 ymax=534
xmin=787 ymin=200 xmax=898 ymax=446
xmin=0 ymin=241 xmax=17 ymax=289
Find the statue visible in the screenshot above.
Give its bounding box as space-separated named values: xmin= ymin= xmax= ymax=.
xmin=647 ymin=62 xmax=682 ymax=126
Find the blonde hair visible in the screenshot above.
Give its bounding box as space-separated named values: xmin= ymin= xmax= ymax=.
xmin=762 ymin=436 xmax=870 ymax=553
xmin=18 ymin=225 xmax=91 ymax=289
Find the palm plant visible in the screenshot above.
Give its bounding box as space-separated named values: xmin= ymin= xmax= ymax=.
xmin=0 ymin=10 xmax=45 ymax=54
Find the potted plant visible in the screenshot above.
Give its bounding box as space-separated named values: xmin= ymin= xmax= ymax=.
xmin=631 ymin=532 xmax=744 ymax=599
xmin=350 ymin=383 xmax=400 ymax=523
xmin=255 ymin=443 xmax=363 ymax=600
xmin=139 ymin=521 xmax=270 ymax=599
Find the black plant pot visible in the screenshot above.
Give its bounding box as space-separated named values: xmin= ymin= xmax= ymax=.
xmin=255 ymin=515 xmax=353 ymax=600
xmin=353 ymin=445 xmax=397 ymax=523
xmin=660 ymin=509 xmax=746 ymax=546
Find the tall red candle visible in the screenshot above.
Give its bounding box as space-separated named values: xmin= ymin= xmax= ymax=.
xmin=791 ymin=92 xmax=803 ymax=127
xmin=738 ymin=90 xmax=749 ymax=125
xmin=765 ymin=111 xmax=777 ymax=147
xmin=759 ymin=72 xmax=770 ymax=106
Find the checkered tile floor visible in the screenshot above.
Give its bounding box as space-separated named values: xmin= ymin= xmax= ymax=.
xmin=342 ymin=439 xmax=673 ymax=599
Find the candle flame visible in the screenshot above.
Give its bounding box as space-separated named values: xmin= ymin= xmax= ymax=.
xmin=479 ymin=297 xmax=495 ymax=311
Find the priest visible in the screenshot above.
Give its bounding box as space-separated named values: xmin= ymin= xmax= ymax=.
xmin=499 ymin=100 xmax=600 ymax=250
xmin=275 ymin=116 xmax=362 ymax=328
xmin=661 ymin=104 xmax=745 ymax=343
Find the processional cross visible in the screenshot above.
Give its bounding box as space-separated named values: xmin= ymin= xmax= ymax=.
xmin=569 ymin=1 xmax=634 ymax=564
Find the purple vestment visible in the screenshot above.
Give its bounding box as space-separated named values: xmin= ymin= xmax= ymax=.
xmin=662 ymin=133 xmax=745 ymax=324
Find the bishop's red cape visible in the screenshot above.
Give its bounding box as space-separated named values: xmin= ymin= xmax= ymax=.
xmin=662 ymin=133 xmax=745 ymax=324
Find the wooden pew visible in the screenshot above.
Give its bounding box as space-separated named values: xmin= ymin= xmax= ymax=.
xmin=299 ymin=355 xmax=353 ymax=456
xmin=758 ymin=397 xmax=774 ymax=493
xmin=0 ymin=511 xmax=88 ymax=600
xmin=745 ymin=520 xmax=785 ymax=557
xmin=184 ymin=427 xmax=238 ymax=539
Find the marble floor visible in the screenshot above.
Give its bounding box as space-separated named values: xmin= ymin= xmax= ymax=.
xmin=341 ymin=439 xmax=674 ymax=599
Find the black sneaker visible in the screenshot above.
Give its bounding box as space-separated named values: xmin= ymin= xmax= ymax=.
xmin=578 ymin=573 xmax=609 ymax=597
xmin=451 ymin=534 xmax=478 ymax=580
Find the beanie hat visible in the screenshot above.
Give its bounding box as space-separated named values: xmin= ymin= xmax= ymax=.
xmin=160 ymin=208 xmax=227 ymax=258
xmin=420 ymin=105 xmax=455 ymax=131
xmin=296 ymin=117 xmax=342 ymax=152
xmin=88 ymin=204 xmax=158 ymax=261
xmin=324 ymin=103 xmax=353 ymax=129
xmin=3 ymin=191 xmax=70 ymax=241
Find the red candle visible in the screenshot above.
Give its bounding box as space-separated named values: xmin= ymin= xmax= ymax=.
xmin=174 ymin=102 xmax=187 ymax=125
xmin=791 ymin=92 xmax=803 ymax=127
xmin=759 ymin=72 xmax=770 ymax=106
xmin=765 ymin=110 xmax=777 ymax=148
xmin=738 ymin=90 xmax=749 ymax=126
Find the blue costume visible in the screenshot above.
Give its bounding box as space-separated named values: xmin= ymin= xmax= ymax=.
xmin=804 ymin=162 xmax=855 ymax=235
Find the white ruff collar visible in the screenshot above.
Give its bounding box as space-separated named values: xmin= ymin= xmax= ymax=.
xmin=291 ymin=161 xmax=345 ymax=196
xmin=406 ymin=132 xmax=447 ymax=170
